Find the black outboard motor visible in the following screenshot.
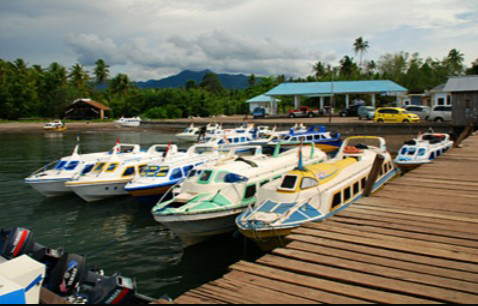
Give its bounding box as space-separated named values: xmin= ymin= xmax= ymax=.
xmin=0 ymin=227 xmax=154 ymax=304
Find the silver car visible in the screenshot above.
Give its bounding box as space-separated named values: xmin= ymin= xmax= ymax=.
xmin=427 ymin=106 xmax=452 ymax=122
xmin=405 ymin=105 xmax=431 ymax=120
xmin=358 ymin=106 xmax=375 ymax=120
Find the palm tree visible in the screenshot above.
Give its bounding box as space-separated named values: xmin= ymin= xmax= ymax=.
xmin=68 ymin=64 xmax=89 ymax=89
xmin=312 ymin=61 xmax=326 ymax=80
xmin=353 ymin=37 xmax=369 ymax=68
xmin=446 ymin=49 xmax=465 ymax=75
xmin=48 ymin=62 xmax=67 ymax=86
xmin=94 ymin=59 xmax=109 ymax=84
xmin=110 ymin=73 xmax=130 ymax=96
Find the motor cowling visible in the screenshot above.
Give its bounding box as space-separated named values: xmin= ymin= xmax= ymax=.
xmin=47 ymin=253 xmax=88 ymax=296
xmin=0 ymin=227 xmax=35 ymax=259
xmin=84 ymin=274 xmax=137 ymax=304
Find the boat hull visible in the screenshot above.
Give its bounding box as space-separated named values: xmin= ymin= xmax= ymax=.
xmin=68 ymin=181 xmax=129 ymax=202
xmin=175 ymin=134 xmax=199 ymax=142
xmin=25 ymin=179 xmax=72 ymax=197
xmin=126 ymin=184 xmax=173 ymax=205
xmin=153 ymin=208 xmax=244 ymax=246
xmin=394 ymin=161 xmax=430 ymax=171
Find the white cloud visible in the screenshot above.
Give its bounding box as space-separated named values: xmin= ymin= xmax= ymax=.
xmin=0 ymin=0 xmax=477 ymax=80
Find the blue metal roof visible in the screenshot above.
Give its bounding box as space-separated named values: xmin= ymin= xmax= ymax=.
xmin=246 ymin=94 xmax=279 ymax=103
xmin=265 ymin=80 xmax=407 ymax=96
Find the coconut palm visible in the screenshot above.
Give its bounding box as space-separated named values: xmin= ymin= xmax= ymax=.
xmin=110 ymin=73 xmax=130 ymax=96
xmin=446 ymin=49 xmax=465 ymax=75
xmin=68 ymin=63 xmax=89 ymax=89
xmin=94 ymin=59 xmax=109 ymax=84
xmin=312 ymin=61 xmax=326 ymax=80
xmin=353 ymin=37 xmax=369 ymax=68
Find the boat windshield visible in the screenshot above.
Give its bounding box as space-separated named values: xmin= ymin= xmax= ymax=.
xmin=199 ymin=170 xmax=214 ymax=184
xmin=418 ymin=148 xmax=427 ymax=156
xmin=279 ymin=175 xmax=298 ymax=190
xmin=407 ymin=148 xmax=417 ymax=156
xmin=400 ymin=147 xmax=408 ymax=155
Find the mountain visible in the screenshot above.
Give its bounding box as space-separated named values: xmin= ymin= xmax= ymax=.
xmin=134 ymin=69 xmax=260 ymax=89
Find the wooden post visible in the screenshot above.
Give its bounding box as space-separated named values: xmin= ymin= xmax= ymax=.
xmin=363 ymin=154 xmax=385 ymax=197
xmin=454 ymin=123 xmax=474 ymax=148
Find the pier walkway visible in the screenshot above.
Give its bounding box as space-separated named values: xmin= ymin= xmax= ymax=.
xmin=174 ymin=134 xmax=478 ymax=304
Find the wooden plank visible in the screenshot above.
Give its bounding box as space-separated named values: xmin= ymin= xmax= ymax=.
xmin=293 ymin=226 xmax=478 ymax=263
xmin=387 ymin=180 xmax=478 ymax=194
xmin=397 ymin=176 xmax=478 ymax=187
xmin=353 ymin=204 xmax=478 ymax=224
xmin=258 ymin=255 xmax=478 ymax=303
xmin=287 ymin=234 xmax=478 ymax=276
xmin=342 ymin=207 xmax=478 ymax=231
xmin=371 ymin=190 xmax=478 ymax=207
xmin=222 ymin=271 xmax=370 ymax=304
xmin=302 ymin=222 xmax=478 ymax=257
xmin=272 ymin=247 xmax=478 ymax=293
xmin=322 ymin=220 xmax=478 ymax=248
xmin=330 ymin=215 xmax=478 ymax=240
xmin=380 ymin=185 xmax=478 ymax=199
xmin=230 ymin=261 xmax=437 ymax=304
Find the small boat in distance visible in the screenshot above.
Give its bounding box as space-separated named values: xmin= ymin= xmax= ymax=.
xmin=115 ymin=117 xmax=141 ymax=128
xmin=271 ymin=125 xmax=342 ymax=153
xmin=394 ymin=132 xmax=453 ymax=171
xmin=43 ymin=120 xmax=67 ymax=131
xmin=236 ymin=136 xmax=398 ymax=250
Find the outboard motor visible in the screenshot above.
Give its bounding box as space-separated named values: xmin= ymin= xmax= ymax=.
xmin=47 ymin=253 xmax=88 ymax=296
xmin=0 ymin=227 xmax=35 ymax=259
xmin=82 ymin=273 xmax=138 ymax=304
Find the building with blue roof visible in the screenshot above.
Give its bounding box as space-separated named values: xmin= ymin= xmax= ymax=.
xmin=257 ymin=80 xmax=407 ymax=115
xmin=246 ymin=94 xmax=281 ymax=114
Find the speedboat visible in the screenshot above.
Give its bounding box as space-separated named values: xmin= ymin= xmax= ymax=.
xmin=271 ymin=125 xmax=342 ymax=153
xmin=44 ymin=120 xmax=67 ymax=131
xmin=394 ymin=132 xmax=453 ymax=171
xmin=200 ymin=133 xmax=254 ymax=147
xmin=124 ymin=145 xmax=222 ymax=204
xmin=114 ymin=117 xmax=141 ymax=128
xmin=151 ymin=143 xmax=327 ymax=246
xmin=65 ymin=144 xmax=170 ymax=202
xmin=176 ymin=123 xmax=224 ymax=142
xmin=25 ymin=144 xmax=113 ymax=197
xmin=236 ymin=136 xmax=399 ymax=250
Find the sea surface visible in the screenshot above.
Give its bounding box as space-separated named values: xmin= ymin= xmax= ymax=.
xmin=0 ymin=130 xmax=263 ymax=299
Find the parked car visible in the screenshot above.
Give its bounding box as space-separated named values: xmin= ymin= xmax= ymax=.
xmin=427 ymin=105 xmax=452 ymax=122
xmin=288 ymin=106 xmax=320 ymax=118
xmin=405 ymin=105 xmax=431 ymax=120
xmin=340 ymin=103 xmax=364 ymax=117
xmin=358 ymin=106 xmax=375 ymax=120
xmin=374 ymin=107 xmax=420 ymax=123
xmin=252 ymin=107 xmax=266 ymax=119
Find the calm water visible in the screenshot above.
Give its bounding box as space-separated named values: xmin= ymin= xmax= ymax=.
xmin=0 ymin=130 xmax=263 ymax=299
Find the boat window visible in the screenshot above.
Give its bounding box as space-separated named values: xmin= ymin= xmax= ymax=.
xmin=314 ymin=134 xmax=321 ymax=140
xmin=199 ymin=170 xmax=213 ymax=184
xmin=400 ymin=147 xmax=408 ymax=155
xmin=218 ymin=139 xmax=225 ymax=145
xmin=299 ymin=136 xmax=305 ymax=142
xmin=306 ymin=135 xmax=314 ymax=141
xmin=154 ymin=166 xmax=169 ymax=177
xmin=331 ymin=192 xmax=342 ymax=210
xmin=183 ymin=165 xmax=194 ymax=176
xmin=283 ymin=136 xmax=291 ymax=141
xmin=244 ymin=184 xmax=257 ymax=200
xmin=65 ymin=161 xmax=79 ymax=171
xmin=301 ymin=178 xmax=318 ymax=190
xmin=280 ymin=175 xmax=298 ymax=190
xmin=81 ymin=164 xmax=94 ymax=175
xmin=138 ymin=164 xmax=147 ymax=173
xmin=241 ymin=137 xmax=246 ymax=142
xmin=407 ymin=148 xmax=416 ymax=156
xmin=122 ymin=167 xmax=135 ymax=177
xmin=353 ymin=182 xmax=360 ymax=195
xmin=344 ymin=187 xmax=352 ymax=202
xmin=361 ymin=177 xmax=367 ymax=189
xmin=55 ymin=161 xmax=67 ymax=170
xmin=170 ymin=168 xmax=183 ymax=180
xmin=94 ymin=162 xmax=106 ymax=172
xmin=106 ymin=163 xmax=119 ymax=172
xmin=215 ymin=171 xmax=229 ymax=183
xmin=430 ymin=152 xmax=436 ymax=160
xmin=260 ymin=179 xmax=270 ymax=187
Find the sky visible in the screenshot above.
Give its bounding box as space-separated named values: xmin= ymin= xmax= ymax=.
xmin=0 ymin=0 xmax=477 ymax=81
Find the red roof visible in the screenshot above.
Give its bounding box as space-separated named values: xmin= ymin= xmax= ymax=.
xmin=74 ymin=99 xmax=111 ymax=111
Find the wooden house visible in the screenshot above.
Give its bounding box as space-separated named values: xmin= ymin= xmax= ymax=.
xmin=64 ymin=99 xmax=111 ymax=120
xmin=444 ymin=76 xmax=478 ymax=126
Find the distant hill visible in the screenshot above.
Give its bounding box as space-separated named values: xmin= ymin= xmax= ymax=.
xmin=134 ymin=69 xmax=261 ymax=89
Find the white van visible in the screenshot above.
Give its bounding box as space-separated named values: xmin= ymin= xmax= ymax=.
xmin=428 ymin=106 xmax=452 ymax=122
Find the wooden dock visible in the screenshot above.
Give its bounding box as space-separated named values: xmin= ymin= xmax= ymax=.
xmin=174 ymin=134 xmax=478 ymax=304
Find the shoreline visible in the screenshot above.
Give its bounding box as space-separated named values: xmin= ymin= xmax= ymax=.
xmin=0 ymin=122 xmax=121 ymax=133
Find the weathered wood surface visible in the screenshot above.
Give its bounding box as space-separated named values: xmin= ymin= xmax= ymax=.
xmin=174 ymin=134 xmax=478 ymax=304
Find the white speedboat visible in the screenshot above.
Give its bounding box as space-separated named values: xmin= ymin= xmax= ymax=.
xmin=124 ymin=145 xmax=221 ymax=204
xmin=43 ymin=120 xmax=67 ymax=131
xmin=114 ymin=117 xmax=141 ymax=128
xmin=175 ymin=123 xmax=224 ymax=142
xmin=200 ymin=133 xmax=254 ymax=147
xmin=25 ymin=144 xmax=110 ymax=197
xmin=65 ymin=144 xmax=170 ymax=202
xmin=394 ymin=132 xmax=453 ymax=171
xmin=236 ymin=136 xmax=398 ymax=250
xmin=151 ymin=143 xmax=327 ymax=246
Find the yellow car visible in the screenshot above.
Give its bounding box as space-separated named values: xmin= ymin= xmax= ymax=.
xmin=374 ymin=107 xmax=420 ymax=123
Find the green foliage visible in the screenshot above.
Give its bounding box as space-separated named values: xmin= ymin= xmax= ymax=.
xmin=0 ymin=48 xmax=475 ymax=120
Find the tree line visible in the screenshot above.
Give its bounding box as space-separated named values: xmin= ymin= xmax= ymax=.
xmin=0 ymin=39 xmax=477 ymax=120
